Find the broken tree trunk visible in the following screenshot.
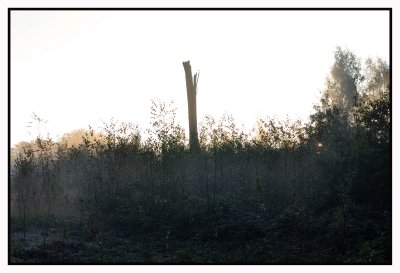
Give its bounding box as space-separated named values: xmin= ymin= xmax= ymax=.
xmin=183 ymin=61 xmax=200 ymax=153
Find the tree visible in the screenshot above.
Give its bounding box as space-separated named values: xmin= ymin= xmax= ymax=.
xmin=183 ymin=61 xmax=200 ymax=153
xmin=309 ymin=48 xmax=363 ymax=212
xmin=322 ymin=47 xmax=362 ymax=111
xmin=361 ymin=57 xmax=389 ymax=101
xmin=13 ymin=145 xmax=36 ymax=240
xmin=351 ymin=58 xmax=390 ymax=209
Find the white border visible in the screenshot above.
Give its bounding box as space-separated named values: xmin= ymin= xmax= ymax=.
xmin=1 ymin=1 xmax=398 ymax=273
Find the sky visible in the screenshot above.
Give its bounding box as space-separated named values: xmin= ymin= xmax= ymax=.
xmin=10 ymin=10 xmax=389 ymax=146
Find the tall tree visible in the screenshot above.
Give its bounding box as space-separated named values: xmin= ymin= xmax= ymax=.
xmin=183 ymin=61 xmax=200 ymax=152
xmin=322 ymin=47 xmax=362 ymax=111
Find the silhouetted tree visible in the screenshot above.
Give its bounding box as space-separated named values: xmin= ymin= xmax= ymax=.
xmin=183 ymin=61 xmax=200 ymax=153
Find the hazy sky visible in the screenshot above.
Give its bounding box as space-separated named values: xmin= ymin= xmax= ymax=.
xmin=10 ymin=10 xmax=389 ymax=146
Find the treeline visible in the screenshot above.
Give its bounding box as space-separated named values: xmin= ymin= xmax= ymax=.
xmin=10 ymin=48 xmax=391 ymax=264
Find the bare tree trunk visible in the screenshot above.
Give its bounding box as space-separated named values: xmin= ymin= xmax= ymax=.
xmin=221 ymin=154 xmax=224 ymax=192
xmin=205 ymin=155 xmax=210 ymax=212
xmin=23 ymin=199 xmax=26 ymax=241
xmin=213 ymin=147 xmax=217 ymax=207
xmin=182 ymin=61 xmax=200 ymax=153
xmin=293 ymin=151 xmax=296 ymax=196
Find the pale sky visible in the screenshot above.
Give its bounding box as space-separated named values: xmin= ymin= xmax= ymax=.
xmin=10 ymin=10 xmax=389 ymax=146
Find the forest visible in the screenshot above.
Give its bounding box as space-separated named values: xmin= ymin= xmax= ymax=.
xmin=9 ymin=48 xmax=391 ymax=264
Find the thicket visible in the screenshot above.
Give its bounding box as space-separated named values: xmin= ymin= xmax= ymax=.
xmin=10 ymin=48 xmax=391 ymax=264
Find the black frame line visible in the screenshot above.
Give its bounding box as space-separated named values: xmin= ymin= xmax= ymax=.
xmin=8 ymin=7 xmax=392 ymax=11
xmin=7 ymin=7 xmax=392 ymax=266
